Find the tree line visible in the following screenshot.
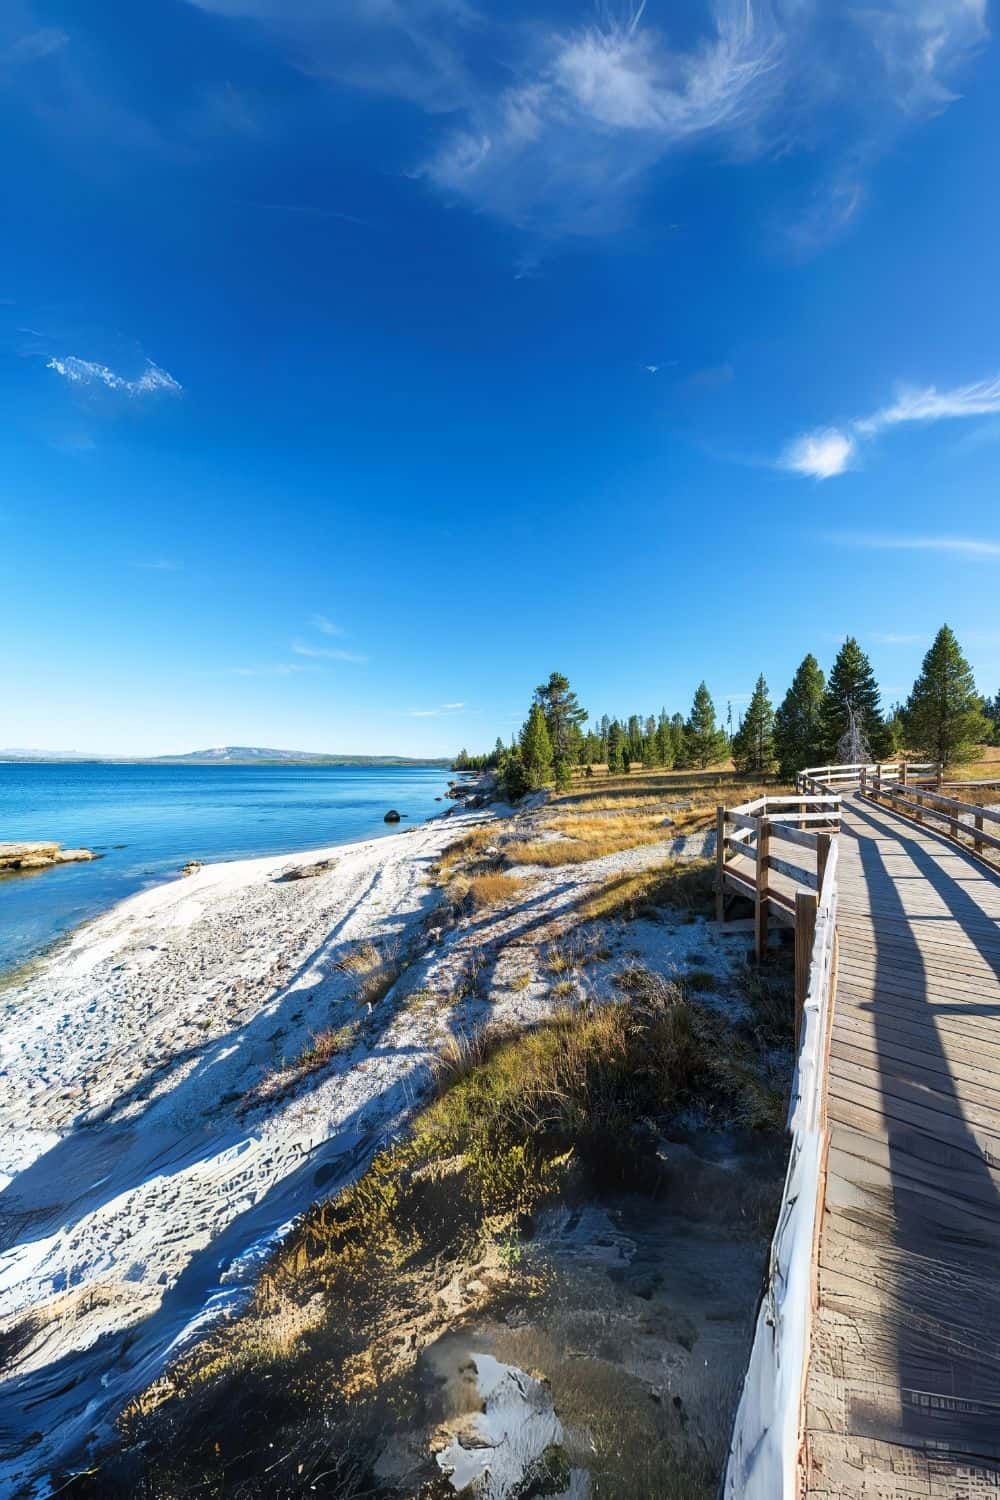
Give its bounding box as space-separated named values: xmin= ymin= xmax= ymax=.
xmin=453 ymin=627 xmax=996 ymax=792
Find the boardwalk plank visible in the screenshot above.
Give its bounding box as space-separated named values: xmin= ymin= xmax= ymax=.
xmin=803 ymin=797 xmax=1000 ymax=1497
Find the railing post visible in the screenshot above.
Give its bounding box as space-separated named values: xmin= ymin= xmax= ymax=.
xmin=860 ymin=766 xmax=868 ymax=796
xmin=937 ymin=762 xmax=944 ymax=789
xmin=874 ymin=763 xmax=882 ymax=802
xmin=715 ymin=805 xmax=726 ymax=924
xmin=975 ymin=811 xmax=984 ymax=854
xmin=900 ymin=761 xmax=908 ymax=788
xmin=794 ymin=889 xmax=818 ymax=1049
xmin=754 ymin=815 xmax=770 ymax=962
xmin=816 ymin=831 xmax=832 ymax=897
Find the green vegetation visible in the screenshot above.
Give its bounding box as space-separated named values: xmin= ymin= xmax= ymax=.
xmin=732 ymin=674 xmax=775 ymax=774
xmin=774 ymin=654 xmax=826 ymax=778
xmin=902 ymin=624 xmax=991 ymax=768
xmin=459 ymin=623 xmax=992 ymax=789
xmin=819 ymin=635 xmax=887 ymax=758
xmin=96 ymin=963 xmax=789 ymax=1499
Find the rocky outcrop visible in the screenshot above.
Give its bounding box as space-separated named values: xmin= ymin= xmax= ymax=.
xmin=0 ymin=842 xmax=96 ymax=872
xmin=384 ymin=809 xmax=402 ymax=823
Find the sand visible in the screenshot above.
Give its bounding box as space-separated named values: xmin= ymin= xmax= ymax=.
xmin=0 ymin=807 xmax=729 ymax=1496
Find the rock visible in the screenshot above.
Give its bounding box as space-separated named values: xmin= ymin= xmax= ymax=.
xmin=181 ymin=860 xmax=203 ymax=876
xmin=384 ymin=809 xmax=402 ymax=823
xmin=0 ymin=841 xmax=95 ymax=871
xmin=275 ymin=859 xmax=336 ymax=882
xmin=660 ymin=815 xmax=675 ymax=828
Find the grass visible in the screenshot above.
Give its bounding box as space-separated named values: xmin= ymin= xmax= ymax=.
xmin=245 ymin=1021 xmax=361 ymax=1108
xmin=575 ymin=859 xmax=717 ymax=924
xmin=335 ymin=937 xmax=400 ymax=1008
xmin=93 ymin=964 xmax=789 ymax=1497
xmin=465 ymin=870 xmax=524 ymax=909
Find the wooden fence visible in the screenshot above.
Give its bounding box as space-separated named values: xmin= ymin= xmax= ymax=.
xmin=865 ymin=775 xmax=1000 ymax=863
xmin=723 ymin=832 xmax=840 ymax=1498
xmin=797 ymin=761 xmax=938 ymax=796
xmin=716 ymin=794 xmax=840 ymax=968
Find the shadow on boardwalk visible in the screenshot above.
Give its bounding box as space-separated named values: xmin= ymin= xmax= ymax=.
xmin=842 ymin=798 xmax=1000 ymax=1462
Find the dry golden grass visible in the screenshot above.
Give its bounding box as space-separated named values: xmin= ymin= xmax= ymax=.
xmin=574 ymin=861 xmax=716 ymax=924
xmin=465 ymin=871 xmax=524 ymax=909
xmin=434 ymin=824 xmax=498 ymax=879
xmin=246 ymin=1021 xmax=361 ymax=1108
xmin=335 ymin=938 xmax=400 ymax=1007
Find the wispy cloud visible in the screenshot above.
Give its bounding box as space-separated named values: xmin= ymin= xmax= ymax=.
xmin=2 ymin=26 xmax=69 ymax=63
xmin=871 ymin=631 xmax=929 ymax=645
xmin=183 ymin=0 xmax=987 ymax=237
xmin=828 ymin=533 xmax=1000 ymax=559
xmin=408 ymin=702 xmax=467 ymax=718
xmin=780 ymin=428 xmax=856 ymax=479
xmin=291 ymin=640 xmax=368 ymax=663
xmin=855 ymin=376 xmax=1000 ymax=434
xmin=47 ymin=356 xmax=182 ymax=397
xmin=229 ymin=663 xmax=313 ymax=677
xmin=781 ymin=373 xmax=1000 ymax=479
xmin=310 ymin=612 xmax=343 ymax=636
xmin=131 ymin=559 xmax=181 ymax=572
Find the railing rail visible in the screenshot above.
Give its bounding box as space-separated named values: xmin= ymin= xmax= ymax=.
xmin=716 ymin=794 xmax=840 ymax=963
xmin=723 ymin=839 xmax=839 ymax=1498
xmin=865 ymin=776 xmax=1000 ymax=861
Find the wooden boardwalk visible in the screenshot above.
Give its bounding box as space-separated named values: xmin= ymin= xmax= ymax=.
xmin=803 ymin=795 xmax=1000 ymax=1497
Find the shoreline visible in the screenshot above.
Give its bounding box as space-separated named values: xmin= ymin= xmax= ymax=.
xmin=0 ymin=766 xmax=470 ymax=984
xmin=0 ymin=788 xmax=723 ymax=1496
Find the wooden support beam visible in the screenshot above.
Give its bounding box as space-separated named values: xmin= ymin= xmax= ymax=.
xmin=795 ymin=888 xmax=818 ymax=1049
xmin=715 ymin=805 xmax=726 ymax=924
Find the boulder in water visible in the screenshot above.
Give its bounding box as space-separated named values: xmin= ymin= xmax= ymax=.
xmin=384 ymin=809 xmax=402 ymax=823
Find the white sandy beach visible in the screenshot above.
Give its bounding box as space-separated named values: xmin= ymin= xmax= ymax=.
xmin=0 ymin=805 xmax=729 ymax=1495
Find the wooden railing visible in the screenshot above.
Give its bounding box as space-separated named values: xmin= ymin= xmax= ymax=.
xmin=723 ymin=832 xmax=840 ymax=1498
xmin=797 ymin=761 xmax=938 ymax=795
xmin=716 ymin=795 xmax=840 ymax=968
xmin=865 ymin=776 xmax=1000 ymax=862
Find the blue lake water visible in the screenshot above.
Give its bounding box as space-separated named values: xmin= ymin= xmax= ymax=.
xmin=0 ymin=762 xmax=454 ymax=973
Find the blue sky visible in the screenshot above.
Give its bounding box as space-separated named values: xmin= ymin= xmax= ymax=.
xmin=2 ymin=0 xmax=999 ymax=756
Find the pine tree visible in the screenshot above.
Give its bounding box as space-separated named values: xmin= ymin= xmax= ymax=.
xmin=774 ymin=654 xmax=826 ymax=778
xmin=534 ymin=672 xmax=588 ymax=765
xmin=732 ymin=674 xmax=775 ymax=774
xmin=554 ymin=757 xmax=572 ymax=793
xmin=820 ymin=637 xmax=887 ymax=759
xmin=670 ymin=713 xmax=688 ymax=768
xmin=685 ymin=683 xmax=727 ymax=769
xmin=520 ymin=703 xmax=554 ymax=790
xmin=903 ymin=625 xmax=989 ymax=767
xmin=606 ymin=720 xmax=625 ymax=774
xmin=655 ymin=711 xmax=674 ymax=769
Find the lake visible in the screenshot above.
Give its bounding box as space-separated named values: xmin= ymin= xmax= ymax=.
xmin=0 ymin=762 xmax=455 ymax=973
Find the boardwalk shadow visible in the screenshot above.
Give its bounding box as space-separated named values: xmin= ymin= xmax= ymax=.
xmin=844 ymin=798 xmax=1000 ymax=1460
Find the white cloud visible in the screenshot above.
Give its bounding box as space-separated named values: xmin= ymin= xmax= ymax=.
xmin=854 ymin=0 xmax=988 ymax=113
xmin=408 ymin=702 xmax=467 ymax=717
xmin=131 ymin=559 xmax=181 ymax=572
xmin=3 ymin=26 xmax=69 ymax=63
xmin=182 ymin=0 xmax=989 ymax=236
xmin=871 ymin=631 xmax=929 ymax=644
xmin=310 ymin=613 xmax=343 ymax=636
xmin=47 ymin=356 xmax=182 ymax=396
xmin=780 ymin=427 xmax=856 ymax=479
xmin=782 ymin=373 xmax=1000 ymax=478
xmin=855 ymin=375 xmax=1000 ymax=433
xmin=424 ymin=4 xmax=782 ymax=231
xmin=829 ymin=534 xmax=1000 ymax=559
xmin=291 ymin=640 xmax=368 ymax=663
xmin=229 ymin=663 xmax=312 ymax=677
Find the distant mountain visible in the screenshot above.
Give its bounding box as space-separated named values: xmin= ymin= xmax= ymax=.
xmin=154 ymin=747 xmax=451 ymax=766
xmin=1 ymin=746 xmax=453 ymax=767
